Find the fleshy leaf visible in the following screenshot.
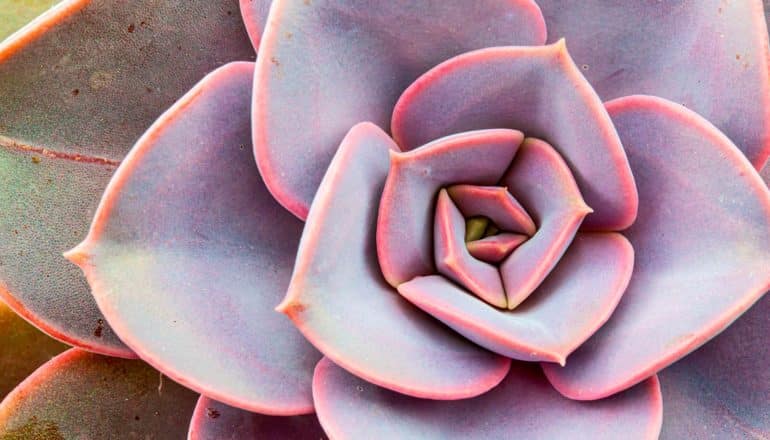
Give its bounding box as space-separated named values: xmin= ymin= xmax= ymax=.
xmin=543 ymin=96 xmax=770 ymax=400
xmin=658 ymin=293 xmax=770 ymax=439
xmin=499 ymin=138 xmax=592 ymax=309
xmin=188 ymin=396 xmax=327 ymax=440
xmin=280 ymin=123 xmax=511 ymax=400
xmin=399 ymin=233 xmax=632 ymax=364
xmin=253 ymin=0 xmax=546 ymax=219
xmin=66 ymin=62 xmax=320 ymax=414
xmin=378 ymin=129 xmax=523 ymax=287
xmin=391 ymin=42 xmax=638 ymax=230
xmin=0 ymin=299 xmax=66 ymax=399
xmin=537 ymin=0 xmax=770 ymax=169
xmin=0 ymin=349 xmax=197 ymax=439
xmin=467 ymin=234 xmax=528 ymax=264
xmin=0 ymin=0 xmax=255 ymax=356
xmin=434 ymin=189 xmax=507 ymax=308
xmin=313 ymin=357 xmax=662 ymax=440
xmin=0 ymin=145 xmax=130 ymax=356
xmin=239 ymin=0 xmax=272 ymax=49
xmin=447 ymin=185 xmax=536 ymax=235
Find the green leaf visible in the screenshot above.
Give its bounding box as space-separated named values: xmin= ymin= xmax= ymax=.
xmin=0 ymin=0 xmax=61 ymax=41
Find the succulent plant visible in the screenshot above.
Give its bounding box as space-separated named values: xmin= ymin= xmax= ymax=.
xmin=0 ymin=1 xmax=769 ymax=438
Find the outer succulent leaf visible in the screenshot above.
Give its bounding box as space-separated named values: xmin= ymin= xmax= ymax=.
xmin=280 ymin=123 xmax=511 ymax=400
xmin=378 ymin=129 xmax=523 ymax=287
xmin=0 ymin=0 xmax=254 ymax=160
xmin=543 ymin=96 xmax=770 ymax=400
xmin=446 ymin=185 xmax=536 ymax=235
xmin=399 ymin=233 xmax=632 ymax=364
xmin=537 ymin=0 xmax=770 ymax=169
xmin=313 ymin=357 xmax=662 ymax=440
xmin=434 ymin=189 xmax=507 ymax=308
xmin=0 ymin=349 xmax=198 ymax=439
xmin=0 ymin=299 xmax=66 ymax=399
xmin=499 ymin=138 xmax=592 ymax=309
xmin=0 ymin=0 xmax=255 ymax=356
xmin=658 ymin=293 xmax=770 ymax=439
xmin=0 ymin=146 xmax=130 ymax=356
xmin=391 ymin=42 xmax=638 ymax=231
xmin=253 ymin=0 xmax=546 ymax=219
xmin=239 ymin=0 xmax=272 ymax=49
xmin=467 ymin=233 xmax=528 ymax=264
xmin=0 ymin=0 xmax=60 ymax=41
xmin=66 ymin=62 xmax=320 ymax=414
xmin=188 ymin=396 xmax=327 ymax=440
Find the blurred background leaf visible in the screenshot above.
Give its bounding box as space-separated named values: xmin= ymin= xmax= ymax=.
xmin=0 ymin=0 xmax=61 ymax=41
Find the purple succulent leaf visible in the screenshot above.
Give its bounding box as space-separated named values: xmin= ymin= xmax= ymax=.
xmin=252 ymin=0 xmax=546 ymax=219
xmin=280 ymin=122 xmax=511 ymax=400
xmin=239 ymin=0 xmax=273 ymax=48
xmin=188 ymin=396 xmax=327 ymax=440
xmin=434 ymin=189 xmax=507 ymax=308
xmin=377 ymin=129 xmax=523 ymax=287
xmin=466 ymin=233 xmax=528 ymax=264
xmin=398 ymin=232 xmax=632 ymax=364
xmin=499 ymin=137 xmax=593 ymax=309
xmin=0 ymin=0 xmax=254 ymax=356
xmin=543 ymin=96 xmax=770 ymax=400
xmin=658 ymin=291 xmax=770 ymax=439
xmin=313 ymin=357 xmax=662 ymax=440
xmin=538 ymin=0 xmax=770 ymax=170
xmin=0 ymin=349 xmax=198 ymax=439
xmin=391 ymin=42 xmax=638 ymax=231
xmin=446 ymin=185 xmax=536 ymax=235
xmin=66 ymin=62 xmax=321 ymax=415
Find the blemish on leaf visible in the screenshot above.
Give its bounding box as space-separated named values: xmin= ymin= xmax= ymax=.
xmin=206 ymin=408 xmax=221 ymax=419
xmin=271 ymin=56 xmax=281 ymax=66
xmin=127 ymin=23 xmax=135 ymax=33
xmin=30 ymin=156 xmax=41 ymax=164
xmin=93 ymin=319 xmax=104 ymax=338
xmin=71 ymin=89 xmax=79 ymax=96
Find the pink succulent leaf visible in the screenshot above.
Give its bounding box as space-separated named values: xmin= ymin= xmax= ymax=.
xmin=0 ymin=349 xmax=198 ymax=439
xmin=239 ymin=0 xmax=273 ymax=48
xmin=280 ymin=122 xmax=511 ymax=400
xmin=499 ymin=137 xmax=593 ymax=309
xmin=188 ymin=396 xmax=327 ymax=440
xmin=537 ymin=0 xmax=770 ymax=170
xmin=658 ymin=292 xmax=770 ymax=439
xmin=391 ymin=42 xmax=638 ymax=231
xmin=313 ymin=357 xmax=662 ymax=440
xmin=377 ymin=129 xmax=523 ymax=287
xmin=543 ymin=95 xmax=770 ymax=400
xmin=252 ymin=0 xmax=546 ymax=219
xmin=446 ymin=185 xmax=536 ymax=235
xmin=0 ymin=0 xmax=254 ymax=356
xmin=0 ymin=300 xmax=67 ymax=399
xmin=433 ymin=189 xmax=507 ymax=309
xmin=398 ymin=232 xmax=632 ymax=364
xmin=466 ymin=233 xmax=529 ymax=264
xmin=66 ymin=62 xmax=321 ymax=415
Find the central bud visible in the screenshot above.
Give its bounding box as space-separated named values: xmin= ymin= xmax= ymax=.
xmin=433 ymin=184 xmax=537 ymax=309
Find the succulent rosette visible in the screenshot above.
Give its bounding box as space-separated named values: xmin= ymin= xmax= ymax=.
xmin=0 ymin=0 xmax=769 ymax=438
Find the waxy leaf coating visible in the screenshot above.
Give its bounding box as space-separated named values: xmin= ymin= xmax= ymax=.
xmin=282 ymin=123 xmax=511 ymax=400
xmin=67 ymin=62 xmax=320 ymax=414
xmin=544 ymin=96 xmax=770 ymax=400
xmin=313 ymin=357 xmax=662 ymax=440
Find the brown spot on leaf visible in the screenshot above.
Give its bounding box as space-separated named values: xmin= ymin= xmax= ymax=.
xmin=71 ymin=89 xmax=79 ymax=96
xmin=30 ymin=156 xmax=41 ymax=164
xmin=271 ymin=56 xmax=281 ymax=66
xmin=94 ymin=319 xmax=104 ymax=338
xmin=206 ymin=408 xmax=221 ymax=419
xmin=127 ymin=23 xmax=135 ymax=33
